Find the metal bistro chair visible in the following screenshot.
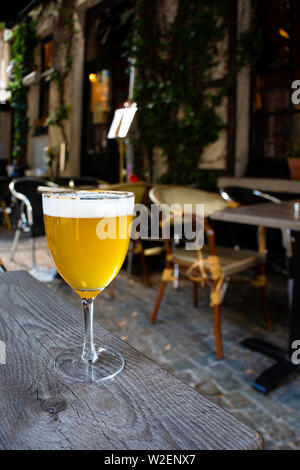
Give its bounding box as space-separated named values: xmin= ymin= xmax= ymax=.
xmin=0 ymin=177 xmax=12 ymax=230
xmin=9 ymin=177 xmax=58 ymax=281
xmin=149 ymin=185 xmax=272 ymax=360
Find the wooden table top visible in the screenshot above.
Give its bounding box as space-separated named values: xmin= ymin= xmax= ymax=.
xmin=0 ymin=271 xmax=263 ymax=450
xmin=210 ymin=200 xmax=300 ymax=232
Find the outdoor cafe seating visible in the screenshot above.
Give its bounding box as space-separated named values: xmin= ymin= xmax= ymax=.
xmin=9 ymin=177 xmax=58 ymax=281
xmin=1 ymin=175 xmax=298 ymax=450
xmin=0 ymin=176 xmax=13 ymax=230
xmin=0 ymin=257 xmax=6 ymax=272
xmin=69 ymin=176 xmax=99 ymax=188
xmin=100 ymin=181 xmax=152 ymax=286
xmin=149 ymin=185 xmax=272 ymax=359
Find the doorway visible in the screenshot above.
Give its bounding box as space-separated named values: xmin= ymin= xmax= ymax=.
xmin=81 ymin=0 xmax=134 ymax=182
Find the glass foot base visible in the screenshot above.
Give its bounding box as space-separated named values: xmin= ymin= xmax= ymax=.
xmin=54 ymin=345 xmax=125 ymax=383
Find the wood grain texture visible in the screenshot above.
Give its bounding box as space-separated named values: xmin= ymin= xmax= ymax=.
xmin=0 ymin=271 xmax=263 ymax=450
xmin=211 ymin=200 xmax=300 ymax=231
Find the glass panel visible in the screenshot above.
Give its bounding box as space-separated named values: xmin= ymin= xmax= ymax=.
xmin=265 ymin=0 xmax=291 ymax=26
xmin=89 ymin=70 xmax=110 ymax=123
xmin=292 ymin=0 xmax=300 ymax=21
xmin=113 ymin=58 xmax=130 ymax=107
xmin=251 ymin=0 xmax=300 ymax=162
xmin=257 ymin=69 xmax=290 ymax=113
xmin=262 ymin=24 xmax=290 ymax=69
xmin=85 ymin=2 xmax=134 ymax=62
xmin=87 ymin=70 xmax=110 ymax=154
xmin=40 ymin=81 xmax=50 ymax=119
xmin=291 ymin=113 xmax=300 ymax=155
xmin=86 ymin=20 xmax=101 ymax=63
xmin=292 ymin=20 xmax=300 ymax=64
xmin=291 ymin=66 xmax=300 ymax=112
xmin=42 ymin=40 xmax=52 ymax=72
xmin=262 ymin=114 xmax=290 ymax=157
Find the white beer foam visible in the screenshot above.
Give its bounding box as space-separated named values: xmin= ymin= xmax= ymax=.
xmin=43 ymin=191 xmax=135 ymax=218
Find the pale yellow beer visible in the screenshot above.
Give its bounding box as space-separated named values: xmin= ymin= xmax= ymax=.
xmin=43 ymin=191 xmax=134 ymax=299
xmin=42 ymin=190 xmax=134 ymax=383
xmin=44 ymin=215 xmax=132 ymax=298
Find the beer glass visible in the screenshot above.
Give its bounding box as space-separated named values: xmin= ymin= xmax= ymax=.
xmin=42 ymin=190 xmax=134 ymax=382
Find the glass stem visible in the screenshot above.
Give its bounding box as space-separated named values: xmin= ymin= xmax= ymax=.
xmin=81 ymin=298 xmax=98 ymax=363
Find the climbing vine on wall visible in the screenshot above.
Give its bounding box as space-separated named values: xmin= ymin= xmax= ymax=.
xmin=45 ymin=0 xmax=76 ymax=155
xmin=128 ymin=0 xmax=260 ymax=183
xmin=10 ymin=19 xmax=37 ymax=166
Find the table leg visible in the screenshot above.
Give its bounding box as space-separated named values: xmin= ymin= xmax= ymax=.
xmin=241 ymin=232 xmax=300 ymax=393
xmin=289 ymin=232 xmax=300 ymax=355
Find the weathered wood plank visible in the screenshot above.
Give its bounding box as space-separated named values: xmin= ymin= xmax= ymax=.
xmin=0 ymin=271 xmax=263 ymax=450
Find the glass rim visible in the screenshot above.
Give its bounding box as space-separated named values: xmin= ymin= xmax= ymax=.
xmin=42 ymin=189 xmax=135 ymax=200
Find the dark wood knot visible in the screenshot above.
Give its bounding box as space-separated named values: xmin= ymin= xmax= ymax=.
xmin=41 ymin=397 xmax=66 ymax=414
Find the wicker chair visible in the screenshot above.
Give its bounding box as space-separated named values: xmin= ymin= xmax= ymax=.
xmin=100 ymin=181 xmax=151 ymax=287
xmin=0 ymin=258 xmax=6 ymax=272
xmin=149 ymin=185 xmax=272 ymax=360
xmin=69 ymin=176 xmax=99 ymax=188
xmin=100 ymin=181 xmax=149 ymax=202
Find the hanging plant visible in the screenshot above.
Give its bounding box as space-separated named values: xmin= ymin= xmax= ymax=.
xmin=9 ymin=19 xmax=37 ymax=167
xmin=128 ymin=0 xmax=260 ymax=184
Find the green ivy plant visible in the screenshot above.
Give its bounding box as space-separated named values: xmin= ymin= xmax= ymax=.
xmin=45 ymin=0 xmax=76 ymax=155
xmin=9 ymin=19 xmax=37 ymax=166
xmin=128 ymin=0 xmax=260 ymax=184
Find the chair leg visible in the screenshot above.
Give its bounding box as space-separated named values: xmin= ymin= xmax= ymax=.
xmin=10 ymin=227 xmax=21 ymax=261
xmin=109 ymin=279 xmax=115 ymax=298
xmin=213 ymin=303 xmax=223 ymax=360
xmin=0 ymin=258 xmax=7 ymax=272
xmin=139 ymin=248 xmax=151 ymax=286
xmin=151 ymin=280 xmax=166 ymax=323
xmin=193 ymin=282 xmax=198 ymax=307
xmin=127 ymin=241 xmax=134 ymax=274
xmin=210 ymin=281 xmax=223 ymax=359
xmin=3 ymin=210 xmax=12 ymax=231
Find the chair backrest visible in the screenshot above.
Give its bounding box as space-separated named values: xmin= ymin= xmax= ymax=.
xmin=69 ymin=177 xmax=99 ymax=188
xmin=101 ymin=182 xmax=149 ymax=204
xmin=55 ymin=177 xmax=71 ymax=186
xmin=149 ymin=185 xmax=228 ymax=217
xmin=219 ymin=186 xmax=281 ymax=205
xmin=9 ymin=177 xmax=58 ymax=237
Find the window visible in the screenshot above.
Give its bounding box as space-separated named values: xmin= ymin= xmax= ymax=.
xmin=42 ymin=38 xmax=52 ymax=72
xmin=251 ymin=0 xmax=300 ymax=161
xmin=37 ymin=37 xmax=53 ymax=127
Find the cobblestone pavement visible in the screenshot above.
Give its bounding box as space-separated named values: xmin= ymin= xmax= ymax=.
xmin=1 ymin=229 xmax=300 ymax=450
